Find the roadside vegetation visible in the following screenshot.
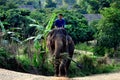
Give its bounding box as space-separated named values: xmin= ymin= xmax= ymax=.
xmin=0 ymin=0 xmax=120 ymax=77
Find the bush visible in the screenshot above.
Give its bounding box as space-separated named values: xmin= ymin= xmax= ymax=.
xmin=0 ymin=48 xmax=9 ymax=58
xmin=0 ymin=47 xmax=23 ymax=71
xmin=77 ymin=55 xmax=96 ymax=75
xmin=0 ymin=9 xmax=38 ymax=40
xmin=0 ymin=48 xmax=11 ymax=68
xmin=94 ymin=46 xmax=114 ymax=57
xmin=74 ymin=54 xmax=119 ymax=76
xmin=16 ymin=54 xmax=54 ymax=75
xmin=94 ymin=46 xmax=106 ymax=56
xmin=16 ymin=55 xmax=31 ymax=71
xmin=75 ymin=42 xmax=94 ymax=52
xmin=30 ymin=10 xmax=48 ymax=26
xmin=68 ymin=62 xmax=85 ymax=77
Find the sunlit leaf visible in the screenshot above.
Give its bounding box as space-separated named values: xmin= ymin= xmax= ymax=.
xmin=34 ymin=34 xmax=43 ymax=41
xmin=34 ymin=40 xmax=41 ymax=50
xmin=10 ymin=37 xmax=22 ymax=44
xmin=24 ymin=36 xmax=35 ymax=42
xmin=26 ymin=16 xmax=36 ymax=23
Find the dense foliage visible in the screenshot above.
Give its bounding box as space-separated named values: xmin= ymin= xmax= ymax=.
xmin=63 ymin=11 xmax=95 ymax=43
xmin=95 ymin=5 xmax=120 ymax=56
xmin=0 ymin=0 xmax=120 ymax=77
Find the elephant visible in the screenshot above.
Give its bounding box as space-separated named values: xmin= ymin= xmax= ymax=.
xmin=46 ymin=28 xmax=74 ymax=77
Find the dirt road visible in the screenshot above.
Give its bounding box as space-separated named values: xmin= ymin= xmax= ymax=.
xmin=0 ymin=68 xmax=120 ymax=80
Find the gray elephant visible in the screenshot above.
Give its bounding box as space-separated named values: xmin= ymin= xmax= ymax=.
xmin=47 ymin=28 xmax=74 ymax=77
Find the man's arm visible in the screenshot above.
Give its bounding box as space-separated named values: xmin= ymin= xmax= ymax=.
xmin=63 ymin=19 xmax=66 ymax=28
xmin=54 ymin=19 xmax=58 ymax=28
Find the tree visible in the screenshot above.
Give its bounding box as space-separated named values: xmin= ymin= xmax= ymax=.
xmin=77 ymin=0 xmax=114 ymax=13
xmin=111 ymin=1 xmax=120 ymax=9
xmin=73 ymin=4 xmax=87 ymax=14
xmin=45 ymin=0 xmax=56 ymax=8
xmin=64 ymin=0 xmax=76 ymax=5
xmin=0 ymin=0 xmax=7 ymax=5
xmin=0 ymin=0 xmax=18 ymax=10
xmin=38 ymin=0 xmax=42 ymax=8
xmin=0 ymin=9 xmax=34 ymax=40
xmin=97 ymin=7 xmax=120 ymax=56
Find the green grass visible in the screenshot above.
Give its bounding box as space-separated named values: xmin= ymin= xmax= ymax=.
xmin=75 ymin=42 xmax=94 ymax=52
xmin=112 ymin=63 xmax=120 ymax=72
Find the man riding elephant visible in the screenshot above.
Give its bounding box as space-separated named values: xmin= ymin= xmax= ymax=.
xmin=46 ymin=14 xmax=74 ymax=77
xmin=47 ymin=29 xmax=74 ymax=77
xmin=54 ymin=14 xmax=65 ymax=28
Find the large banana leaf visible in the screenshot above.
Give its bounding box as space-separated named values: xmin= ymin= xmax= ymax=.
xmin=34 ymin=34 xmax=43 ymax=41
xmin=23 ymin=36 xmax=35 ymax=42
xmin=44 ymin=13 xmax=56 ymax=37
xmin=29 ymin=24 xmax=44 ymax=31
xmin=26 ymin=16 xmax=37 ymax=23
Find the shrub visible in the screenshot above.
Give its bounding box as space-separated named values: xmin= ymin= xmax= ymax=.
xmin=75 ymin=42 xmax=94 ymax=52
xmin=69 ymin=62 xmax=86 ymax=77
xmin=0 ymin=47 xmax=22 ymax=71
xmin=75 ymin=54 xmax=118 ymax=76
xmin=16 ymin=54 xmax=54 ymax=75
xmin=77 ymin=54 xmax=96 ymax=75
xmin=0 ymin=9 xmax=35 ymax=40
xmin=94 ymin=46 xmax=106 ymax=56
xmin=94 ymin=46 xmax=114 ymax=57
xmin=0 ymin=48 xmax=9 ymax=68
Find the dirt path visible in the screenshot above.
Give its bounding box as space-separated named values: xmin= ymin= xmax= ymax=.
xmin=0 ymin=68 xmax=120 ymax=80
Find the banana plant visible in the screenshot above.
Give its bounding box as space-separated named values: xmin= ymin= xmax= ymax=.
xmin=29 ymin=13 xmax=56 ymax=50
xmin=43 ymin=13 xmax=56 ymax=51
xmin=25 ymin=13 xmax=56 ymax=67
xmin=0 ymin=21 xmax=22 ymax=44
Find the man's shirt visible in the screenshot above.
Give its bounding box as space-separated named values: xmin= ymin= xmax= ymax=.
xmin=54 ymin=19 xmax=65 ymax=28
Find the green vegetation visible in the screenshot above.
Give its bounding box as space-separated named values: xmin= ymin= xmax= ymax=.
xmin=0 ymin=0 xmax=120 ymax=78
xmin=75 ymin=43 xmax=94 ymax=52
xmin=95 ymin=3 xmax=120 ymax=56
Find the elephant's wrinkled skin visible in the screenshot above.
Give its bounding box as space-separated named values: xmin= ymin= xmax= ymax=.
xmin=47 ymin=28 xmax=74 ymax=77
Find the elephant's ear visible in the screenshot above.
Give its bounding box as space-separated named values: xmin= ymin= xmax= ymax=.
xmin=67 ymin=36 xmax=72 ymax=44
xmin=47 ymin=35 xmax=54 ymax=54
